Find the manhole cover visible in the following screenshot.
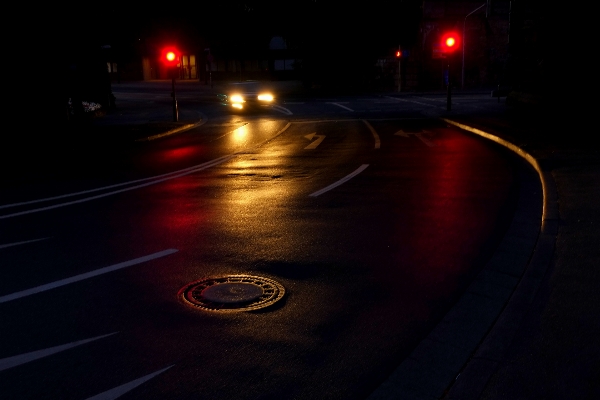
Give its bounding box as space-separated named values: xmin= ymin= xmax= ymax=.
xmin=180 ymin=275 xmax=285 ymax=312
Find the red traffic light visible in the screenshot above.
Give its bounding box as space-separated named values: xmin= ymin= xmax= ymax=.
xmin=441 ymin=32 xmax=460 ymax=53
xmin=161 ymin=47 xmax=180 ymax=67
xmin=396 ymin=50 xmax=402 ymax=58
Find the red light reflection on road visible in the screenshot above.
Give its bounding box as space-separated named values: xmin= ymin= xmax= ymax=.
xmin=160 ymin=146 xmax=197 ymax=161
xmin=404 ymin=131 xmax=513 ymax=296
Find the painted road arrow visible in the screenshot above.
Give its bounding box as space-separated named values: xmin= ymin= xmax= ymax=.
xmin=394 ymin=130 xmax=436 ymax=147
xmin=304 ymin=133 xmax=326 ymax=149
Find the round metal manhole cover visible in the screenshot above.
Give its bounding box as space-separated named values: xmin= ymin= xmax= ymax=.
xmin=180 ymin=275 xmax=285 ymax=312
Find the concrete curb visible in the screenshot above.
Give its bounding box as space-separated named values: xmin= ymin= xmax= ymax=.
xmin=368 ymin=119 xmax=558 ymax=400
xmin=135 ymin=113 xmax=208 ymax=142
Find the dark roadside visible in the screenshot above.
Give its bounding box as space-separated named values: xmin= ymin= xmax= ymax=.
xmin=437 ymin=101 xmax=600 ymax=399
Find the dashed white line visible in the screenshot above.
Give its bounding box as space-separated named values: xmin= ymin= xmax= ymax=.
xmin=0 ymin=249 xmax=178 ymax=303
xmin=309 ymin=164 xmax=369 ymax=197
xmin=0 ymin=333 xmax=117 ymax=371
xmin=0 ymin=238 xmax=49 ymax=250
xmin=85 ymin=365 xmax=174 ymax=400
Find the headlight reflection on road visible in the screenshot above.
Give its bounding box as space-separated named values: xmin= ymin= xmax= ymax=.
xmin=232 ymin=124 xmax=249 ymax=143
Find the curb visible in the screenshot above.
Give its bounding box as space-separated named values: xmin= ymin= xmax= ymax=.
xmin=368 ymin=118 xmax=558 ymax=400
xmin=135 ymin=114 xmax=208 ymax=142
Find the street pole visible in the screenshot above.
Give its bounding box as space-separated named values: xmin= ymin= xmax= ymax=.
xmin=447 ymin=61 xmax=451 ymax=111
xmin=171 ymin=74 xmax=178 ymax=122
xmin=462 ymin=3 xmax=486 ymax=89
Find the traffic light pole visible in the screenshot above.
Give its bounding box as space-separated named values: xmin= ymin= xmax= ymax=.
xmin=447 ymin=61 xmax=452 ymax=111
xmin=171 ymin=75 xmax=179 ymax=122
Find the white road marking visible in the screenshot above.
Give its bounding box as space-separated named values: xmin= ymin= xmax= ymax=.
xmin=394 ymin=130 xmax=436 ymax=147
xmin=304 ymin=133 xmax=326 ymax=149
xmin=0 ymin=155 xmax=233 ymax=211
xmin=385 ymin=96 xmax=443 ymax=108
xmin=272 ymin=105 xmax=293 ymax=115
xmin=0 ymin=249 xmax=178 ymax=303
xmin=0 ymin=237 xmax=49 ymax=250
xmin=0 ymin=333 xmax=117 ymax=371
xmin=309 ymin=164 xmax=369 ymax=197
xmin=416 ymin=132 xmax=436 ymax=147
xmin=85 ymin=365 xmax=173 ymax=400
xmin=394 ymin=129 xmax=412 ymax=138
xmin=362 ymin=120 xmax=381 ymax=149
xmin=0 ymin=156 xmax=235 ymax=220
xmin=328 ymin=102 xmax=354 ymax=112
xmin=0 ymin=123 xmax=292 ymax=220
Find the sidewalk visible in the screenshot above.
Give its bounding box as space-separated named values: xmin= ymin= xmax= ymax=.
xmin=88 ymin=83 xmax=600 ymax=399
xmin=443 ymin=105 xmax=600 ymax=400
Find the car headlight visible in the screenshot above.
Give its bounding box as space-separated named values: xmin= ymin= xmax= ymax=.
xmin=230 ymin=94 xmax=245 ymax=103
xmin=257 ymin=93 xmax=274 ymax=102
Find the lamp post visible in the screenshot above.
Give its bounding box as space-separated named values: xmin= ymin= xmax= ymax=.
xmin=462 ymin=3 xmax=486 ymax=89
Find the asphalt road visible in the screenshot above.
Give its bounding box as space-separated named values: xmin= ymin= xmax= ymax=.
xmin=0 ymin=88 xmax=539 ymax=399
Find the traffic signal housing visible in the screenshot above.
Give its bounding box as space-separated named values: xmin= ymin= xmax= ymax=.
xmin=441 ymin=32 xmax=460 ymax=53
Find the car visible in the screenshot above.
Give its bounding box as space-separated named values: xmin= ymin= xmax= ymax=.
xmin=217 ymin=81 xmax=275 ymax=112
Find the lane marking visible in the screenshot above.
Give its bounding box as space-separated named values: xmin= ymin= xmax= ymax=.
xmin=0 ymin=156 xmax=235 ymax=220
xmin=394 ymin=129 xmax=412 ymax=138
xmin=304 ymin=133 xmax=326 ymax=149
xmin=0 ymin=237 xmax=49 ymax=250
xmin=272 ymin=105 xmax=293 ymax=115
xmin=394 ymin=130 xmax=436 ymax=147
xmin=309 ymin=164 xmax=369 ymax=197
xmin=0 ymin=156 xmax=232 ymax=211
xmin=0 ymin=249 xmax=178 ymax=303
xmin=362 ymin=120 xmax=381 ymax=149
xmin=416 ymin=132 xmax=436 ymax=147
xmin=328 ymin=102 xmax=354 ymax=112
xmin=0 ymin=333 xmax=117 ymax=371
xmin=385 ymin=96 xmax=444 ymax=109
xmin=85 ymin=365 xmax=173 ymax=400
xmin=0 ymin=122 xmax=292 ymax=217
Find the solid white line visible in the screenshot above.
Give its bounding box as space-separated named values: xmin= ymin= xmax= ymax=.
xmin=0 ymin=249 xmax=178 ymax=303
xmin=0 ymin=155 xmax=232 ymax=211
xmin=0 ymin=237 xmax=49 ymax=250
xmin=0 ymin=333 xmax=117 ymax=371
xmin=362 ymin=120 xmax=381 ymax=149
xmin=309 ymin=164 xmax=369 ymax=197
xmin=1 ymin=123 xmax=292 ymax=219
xmin=328 ymin=102 xmax=354 ymax=112
xmin=85 ymin=365 xmax=174 ymax=400
xmin=0 ymin=156 xmax=235 ymax=220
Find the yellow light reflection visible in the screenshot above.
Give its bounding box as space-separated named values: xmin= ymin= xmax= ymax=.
xmin=232 ymin=103 xmax=243 ymax=110
xmin=233 ymin=124 xmax=249 ymax=141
